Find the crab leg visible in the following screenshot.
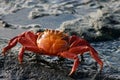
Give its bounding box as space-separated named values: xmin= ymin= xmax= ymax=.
xmin=69 ymin=35 xmax=89 ymax=61
xmin=18 ymin=47 xmax=25 ymax=64
xmin=69 ymin=35 xmax=89 ymax=48
xmin=2 ymin=36 xmax=18 ymax=55
xmin=59 ymin=51 xmax=80 ymax=75
xmin=2 ymin=31 xmax=37 ymax=55
xmin=69 ymin=46 xmax=103 ymax=70
xmin=69 ymin=35 xmax=103 ymax=69
xmin=18 ymin=46 xmax=44 ymax=63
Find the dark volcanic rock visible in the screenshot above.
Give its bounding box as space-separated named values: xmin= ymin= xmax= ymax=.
xmin=0 ymin=53 xmax=74 ymax=80
xmin=0 ymin=38 xmax=74 ymax=80
xmin=58 ymin=7 xmax=120 ymax=42
xmin=0 ymin=35 xmax=120 ymax=80
xmin=0 ymin=20 xmax=12 ymax=28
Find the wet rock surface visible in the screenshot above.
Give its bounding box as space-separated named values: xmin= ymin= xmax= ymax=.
xmin=1 ymin=0 xmax=120 ymax=41
xmin=0 ymin=20 xmax=12 ymax=28
xmin=58 ymin=7 xmax=120 ymax=41
xmin=0 ymin=0 xmax=120 ymax=80
xmin=0 ymin=30 xmax=120 ymax=80
xmin=0 ymin=38 xmax=74 ymax=80
xmin=0 ymin=55 xmax=73 ymax=80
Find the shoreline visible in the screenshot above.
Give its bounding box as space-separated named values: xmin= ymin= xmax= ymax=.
xmin=0 ymin=0 xmax=120 ymax=80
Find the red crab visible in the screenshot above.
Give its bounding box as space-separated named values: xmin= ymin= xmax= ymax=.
xmin=2 ymin=29 xmax=103 ymax=75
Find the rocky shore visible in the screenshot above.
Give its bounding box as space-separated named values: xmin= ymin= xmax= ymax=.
xmin=0 ymin=0 xmax=120 ymax=80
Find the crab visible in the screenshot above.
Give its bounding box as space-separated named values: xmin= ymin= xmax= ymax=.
xmin=2 ymin=29 xmax=103 ymax=75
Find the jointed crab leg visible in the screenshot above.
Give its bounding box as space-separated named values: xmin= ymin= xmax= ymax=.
xmin=59 ymin=45 xmax=103 ymax=75
xmin=2 ymin=36 xmax=18 ymax=55
xmin=18 ymin=47 xmax=25 ymax=64
xmin=18 ymin=46 xmax=43 ymax=64
xmin=59 ymin=51 xmax=80 ymax=75
xmin=2 ymin=31 xmax=44 ymax=63
xmin=58 ymin=36 xmax=103 ymax=75
xmin=69 ymin=46 xmax=103 ymax=69
xmin=69 ymin=35 xmax=103 ymax=70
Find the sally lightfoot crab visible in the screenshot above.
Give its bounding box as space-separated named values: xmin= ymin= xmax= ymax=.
xmin=2 ymin=29 xmax=103 ymax=75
